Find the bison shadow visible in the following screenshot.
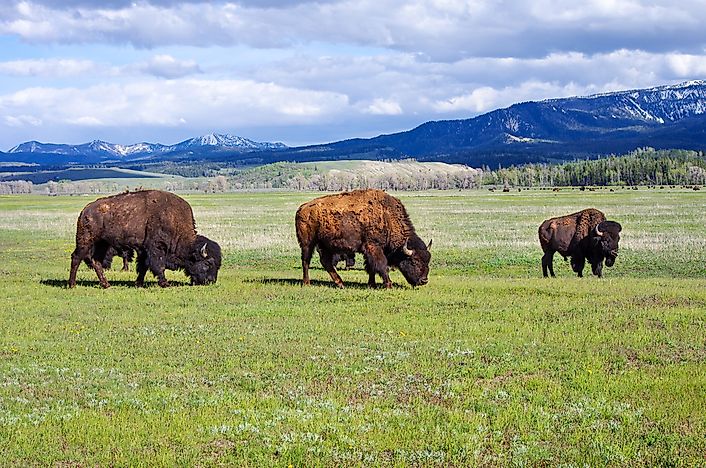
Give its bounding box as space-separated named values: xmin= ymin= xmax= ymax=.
xmin=41 ymin=279 xmax=189 ymax=289
xmin=250 ymin=278 xmax=409 ymax=289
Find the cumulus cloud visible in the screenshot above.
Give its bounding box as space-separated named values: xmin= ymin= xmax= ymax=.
xmin=134 ymin=55 xmax=201 ymax=78
xmin=0 ymin=79 xmax=349 ymax=130
xmin=362 ymin=98 xmax=403 ymax=115
xmin=2 ymin=1 xmax=706 ymax=60
xmin=0 ymin=58 xmax=97 ymax=77
xmin=0 ymin=55 xmax=201 ymax=79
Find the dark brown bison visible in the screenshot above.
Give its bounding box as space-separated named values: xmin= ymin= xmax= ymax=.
xmin=296 ymin=189 xmax=431 ymax=288
xmin=538 ymin=208 xmax=622 ymax=278
xmin=69 ymin=190 xmax=221 ymax=288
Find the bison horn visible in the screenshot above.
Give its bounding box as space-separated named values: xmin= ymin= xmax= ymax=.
xmin=427 ymin=239 xmax=433 ymax=250
xmin=402 ymin=240 xmax=415 ymax=256
xmin=200 ymin=243 xmax=208 ymax=258
xmin=594 ymin=224 xmax=603 ymax=237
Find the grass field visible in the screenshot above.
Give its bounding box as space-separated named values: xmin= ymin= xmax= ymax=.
xmin=0 ymin=189 xmax=704 ymax=466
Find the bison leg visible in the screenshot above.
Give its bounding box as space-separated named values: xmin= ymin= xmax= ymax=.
xmin=135 ymin=252 xmax=148 ymax=287
xmin=89 ymin=257 xmax=110 ymax=289
xmin=319 ymin=249 xmax=345 ymax=288
xmin=572 ymin=255 xmax=585 ymax=277
xmin=363 ymin=244 xmax=392 ymax=289
xmin=143 ymin=246 xmax=170 ymax=287
xmin=300 ymin=244 xmax=314 ymax=286
xmin=367 ymin=271 xmax=376 ymax=287
xmin=364 ymin=258 xmax=376 ymax=287
xmin=541 ymin=251 xmax=556 ymax=278
xmin=69 ymin=248 xmax=88 ymax=288
xmin=591 ymin=261 xmax=603 ymax=278
xmin=121 ymin=255 xmax=130 ymax=272
xmin=150 ymin=261 xmax=170 ymax=288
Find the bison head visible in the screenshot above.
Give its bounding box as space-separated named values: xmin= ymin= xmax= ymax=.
xmin=185 ymin=235 xmax=222 ymax=285
xmin=592 ymin=221 xmax=622 ymax=266
xmin=394 ymin=236 xmax=432 ymax=287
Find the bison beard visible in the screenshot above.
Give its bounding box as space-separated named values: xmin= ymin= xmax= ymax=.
xmin=69 ymin=190 xmax=222 ymax=288
xmin=538 ymin=208 xmax=622 ymax=278
xmin=296 ymin=189 xmax=431 ymax=288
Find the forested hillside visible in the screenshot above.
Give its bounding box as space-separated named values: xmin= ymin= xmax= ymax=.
xmin=482 ymin=148 xmax=706 ymax=187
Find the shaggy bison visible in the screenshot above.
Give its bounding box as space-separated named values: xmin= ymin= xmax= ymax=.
xmin=296 ymin=189 xmax=431 ymax=288
xmin=538 ymin=208 xmax=622 ymax=278
xmin=69 ymin=190 xmax=221 ymax=288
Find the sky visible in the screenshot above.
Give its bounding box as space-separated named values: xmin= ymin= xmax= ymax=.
xmin=1 ymin=1 xmax=706 ymax=150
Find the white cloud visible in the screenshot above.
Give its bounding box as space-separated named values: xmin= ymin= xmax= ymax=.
xmin=2 ymin=1 xmax=706 ymax=60
xmin=0 ymin=79 xmax=349 ymax=130
xmin=134 ymin=55 xmax=201 ymax=78
xmin=363 ymin=98 xmax=403 ymax=115
xmin=4 ymin=114 xmax=42 ymax=127
xmin=0 ymin=56 xmax=201 ymax=79
xmin=0 ymin=58 xmax=97 ymax=77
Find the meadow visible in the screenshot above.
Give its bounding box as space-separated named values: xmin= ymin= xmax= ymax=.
xmin=0 ymin=188 xmax=704 ymax=466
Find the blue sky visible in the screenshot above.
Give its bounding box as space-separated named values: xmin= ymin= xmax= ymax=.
xmin=1 ymin=0 xmax=706 ymax=150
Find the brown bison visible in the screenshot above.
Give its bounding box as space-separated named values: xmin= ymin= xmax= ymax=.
xmin=69 ymin=190 xmax=221 ymax=288
xmin=538 ymin=208 xmax=622 ymax=278
xmin=296 ymin=189 xmax=431 ymax=288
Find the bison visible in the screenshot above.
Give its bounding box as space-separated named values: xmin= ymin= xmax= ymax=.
xmin=538 ymin=208 xmax=622 ymax=278
xmin=296 ymin=189 xmax=431 ymax=288
xmin=69 ymin=190 xmax=221 ymax=288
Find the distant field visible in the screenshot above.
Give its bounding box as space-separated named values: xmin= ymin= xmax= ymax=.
xmin=0 ymin=189 xmax=704 ymax=465
xmin=0 ymin=167 xmax=167 ymax=184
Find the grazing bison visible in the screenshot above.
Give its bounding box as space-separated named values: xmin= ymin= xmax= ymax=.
xmin=296 ymin=189 xmax=431 ymax=288
xmin=69 ymin=190 xmax=221 ymax=288
xmin=538 ymin=208 xmax=622 ymax=278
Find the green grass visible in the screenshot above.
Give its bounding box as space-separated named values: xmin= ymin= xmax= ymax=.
xmin=0 ymin=189 xmax=704 ymax=465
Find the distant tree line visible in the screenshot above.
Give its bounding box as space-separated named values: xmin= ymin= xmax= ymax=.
xmin=0 ymin=181 xmax=33 ymax=194
xmin=2 ymin=148 xmax=704 ymax=195
xmin=482 ymin=148 xmax=706 ymax=187
xmin=228 ymin=162 xmax=482 ymax=191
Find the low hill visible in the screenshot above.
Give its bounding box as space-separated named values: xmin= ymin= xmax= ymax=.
xmin=228 ymin=160 xmax=481 ymax=191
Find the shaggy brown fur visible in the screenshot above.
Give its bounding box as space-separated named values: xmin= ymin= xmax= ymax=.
xmin=296 ymin=189 xmax=431 ymax=288
xmin=538 ymin=208 xmax=622 ymax=278
xmin=69 ymin=190 xmax=221 ymax=288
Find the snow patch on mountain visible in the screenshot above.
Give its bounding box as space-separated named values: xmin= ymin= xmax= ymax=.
xmin=7 ymin=133 xmax=288 ymax=158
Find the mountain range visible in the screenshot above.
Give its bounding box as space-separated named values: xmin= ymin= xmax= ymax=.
xmin=2 ymin=133 xmax=287 ymax=166
xmin=3 ymin=80 xmax=706 ymax=169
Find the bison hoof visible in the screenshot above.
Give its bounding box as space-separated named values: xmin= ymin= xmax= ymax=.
xmin=158 ymin=281 xmax=170 ymax=288
xmin=302 ymin=279 xmax=311 ymax=286
xmin=335 ymin=282 xmax=345 ymax=289
xmin=100 ymin=283 xmax=110 ymax=289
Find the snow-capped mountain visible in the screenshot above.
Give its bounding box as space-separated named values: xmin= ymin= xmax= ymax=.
xmin=171 ymin=133 xmax=287 ymax=151
xmin=266 ymin=80 xmax=706 ymax=166
xmin=6 ymin=133 xmax=286 ymax=161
